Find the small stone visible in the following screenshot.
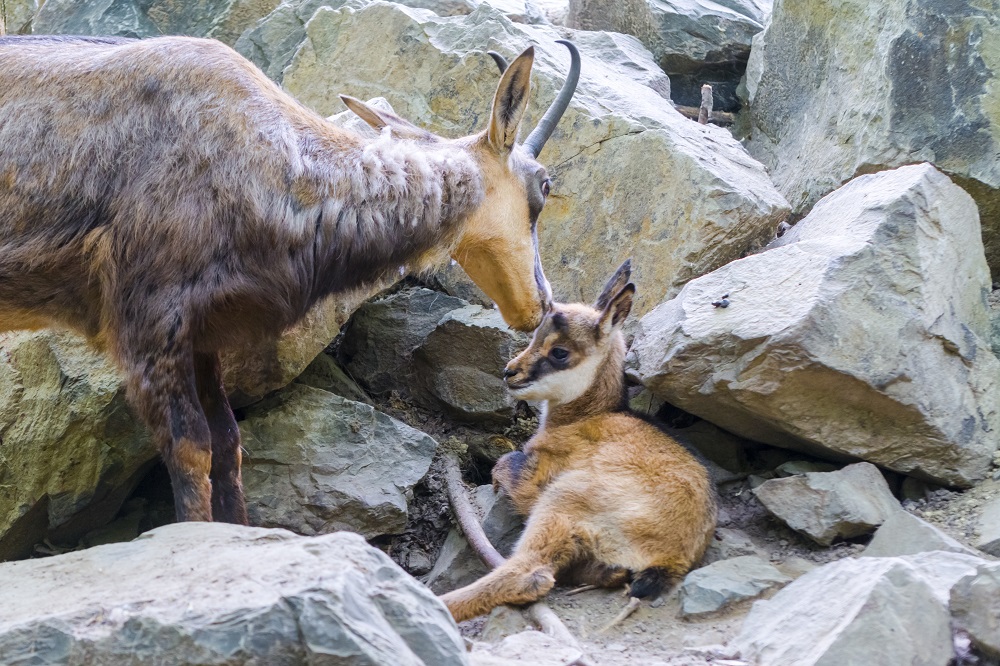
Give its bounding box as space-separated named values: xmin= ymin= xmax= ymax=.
xmin=679 ymin=556 xmax=792 ymax=618
xmin=863 ymin=510 xmax=982 ymax=558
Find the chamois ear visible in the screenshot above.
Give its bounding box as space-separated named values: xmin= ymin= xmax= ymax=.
xmin=486 ymin=46 xmax=534 ymax=153
xmin=597 ymin=283 xmax=635 ymax=337
xmin=594 ymin=259 xmax=632 ymax=311
xmin=339 ymin=95 xmax=436 ymax=142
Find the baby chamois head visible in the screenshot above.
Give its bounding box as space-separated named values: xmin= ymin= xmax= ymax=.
xmin=504 ymin=260 xmax=634 ymax=407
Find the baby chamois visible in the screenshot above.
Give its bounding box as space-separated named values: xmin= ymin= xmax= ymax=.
xmin=441 ymin=261 xmax=717 ymax=624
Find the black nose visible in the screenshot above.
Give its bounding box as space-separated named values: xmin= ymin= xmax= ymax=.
xmin=503 ymin=367 xmax=518 ymax=380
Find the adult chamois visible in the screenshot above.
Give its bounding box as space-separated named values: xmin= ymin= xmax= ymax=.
xmin=441 ymin=261 xmax=717 ymax=625
xmin=0 ymin=35 xmax=580 ymax=524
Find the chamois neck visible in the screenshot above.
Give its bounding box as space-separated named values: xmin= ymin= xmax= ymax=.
xmin=541 ymin=335 xmax=628 ymax=429
xmin=306 ymin=128 xmax=485 ymax=301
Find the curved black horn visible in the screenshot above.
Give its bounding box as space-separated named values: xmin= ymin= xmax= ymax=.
xmin=523 ymin=39 xmax=580 ymax=159
xmin=487 ymin=50 xmax=509 ymax=74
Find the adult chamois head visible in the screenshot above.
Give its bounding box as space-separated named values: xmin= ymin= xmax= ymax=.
xmin=341 ymin=40 xmax=580 ymax=331
xmin=0 ymin=35 xmax=579 ymax=527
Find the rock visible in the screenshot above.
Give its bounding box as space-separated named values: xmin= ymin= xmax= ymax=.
xmin=989 ymin=288 xmax=1000 ymax=358
xmin=673 ymin=420 xmax=750 ymax=475
xmin=425 ymin=485 xmax=524 ymax=593
xmin=742 ymin=0 xmax=1000 ymax=275
xmin=632 ymin=164 xmax=1000 ymax=488
xmin=0 ymin=523 xmax=468 ymax=665
xmin=703 ymin=527 xmax=768 ymax=565
xmin=2 ymin=0 xmax=37 ymax=33
xmin=951 ymin=562 xmax=1000 ymax=659
xmin=0 ymin=331 xmax=154 ymax=561
xmin=479 ymin=606 xmax=533 ymax=643
xmin=863 ymin=510 xmax=982 ymax=559
xmin=240 ymin=384 xmax=437 ymax=538
xmin=680 ymin=555 xmax=791 ymax=617
xmin=338 ymin=287 xmax=467 ymax=397
xmin=33 ymin=0 xmax=282 ymax=45
xmin=470 ymin=630 xmax=583 ymax=666
xmin=241 ymin=0 xmax=788 ymax=318
xmin=753 ymin=463 xmax=900 ymax=546
xmin=566 ymin=0 xmax=770 ymax=110
xmin=734 ymin=551 xmax=986 ymax=666
xmin=412 ymin=305 xmax=528 ymax=424
xmin=295 ymin=351 xmax=372 ymax=404
xmin=774 ymin=461 xmax=838 ymax=477
xmin=974 ymin=495 xmax=1000 ymax=556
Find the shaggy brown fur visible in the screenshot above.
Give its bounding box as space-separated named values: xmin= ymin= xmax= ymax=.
xmin=441 ymin=261 xmax=717 ymax=622
xmin=0 ymin=35 xmax=578 ymax=523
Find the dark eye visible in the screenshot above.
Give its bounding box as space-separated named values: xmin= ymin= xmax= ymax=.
xmin=550 ymin=347 xmax=569 ymax=362
xmin=540 ymin=179 xmax=551 ymax=197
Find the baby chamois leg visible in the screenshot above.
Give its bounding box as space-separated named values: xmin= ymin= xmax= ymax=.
xmin=441 ymin=513 xmax=580 ymax=622
xmin=194 ymin=352 xmax=248 ymax=525
xmin=124 ymin=345 xmax=213 ymax=522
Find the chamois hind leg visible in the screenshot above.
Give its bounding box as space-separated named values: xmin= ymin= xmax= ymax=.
xmin=441 ymin=513 xmax=582 ymax=622
xmin=194 ymin=351 xmax=248 ymax=525
xmin=122 ymin=340 xmax=213 ymax=522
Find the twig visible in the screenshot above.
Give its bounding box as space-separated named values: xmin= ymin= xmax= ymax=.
xmin=443 ymin=454 xmax=505 ymax=569
xmin=698 ymin=84 xmax=713 ymax=124
xmin=443 ymin=454 xmax=594 ymax=666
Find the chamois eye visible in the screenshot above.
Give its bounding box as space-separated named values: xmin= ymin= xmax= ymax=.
xmin=540 ymin=179 xmax=551 ymax=197
xmin=550 ymin=347 xmax=569 ymax=362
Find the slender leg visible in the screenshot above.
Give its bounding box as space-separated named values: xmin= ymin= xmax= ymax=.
xmin=194 ymin=352 xmax=248 ymax=525
xmin=126 ymin=348 xmax=213 ymax=522
xmin=441 ymin=513 xmax=582 ymax=622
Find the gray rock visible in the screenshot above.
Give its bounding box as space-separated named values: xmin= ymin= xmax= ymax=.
xmin=703 ymin=527 xmax=768 ymax=565
xmin=632 ymin=164 xmax=1000 ymax=488
xmin=338 ymin=287 xmax=466 ymax=397
xmin=295 ymin=351 xmax=372 ymax=404
xmin=412 ymin=305 xmax=528 ymax=424
xmin=33 ymin=0 xmax=281 ymax=45
xmin=863 ymin=510 xmax=982 ymax=559
xmin=951 ymin=562 xmax=1000 ymax=659
xmin=674 ymin=420 xmax=750 ymax=475
xmin=734 ymin=551 xmax=986 ymax=666
xmin=753 ymin=462 xmax=900 ymax=546
xmin=0 ymin=331 xmax=153 ymax=561
xmin=425 ymin=485 xmax=524 ymax=593
xmin=774 ymin=461 xmax=839 ymax=477
xmin=975 ymin=495 xmax=1000 ymax=557
xmin=243 ymin=0 xmax=788 ymax=319
xmin=0 ymin=523 xmax=468 ymax=665
xmin=2 ymin=0 xmax=37 ymax=33
xmin=567 ymin=0 xmax=770 ymax=109
xmin=679 ymin=555 xmax=791 ymax=617
xmin=989 ymin=289 xmax=1000 ymax=359
xmin=742 ymin=0 xmax=1000 ymax=275
xmin=241 ymin=385 xmax=437 ymax=538
xmin=470 ymin=630 xmax=583 ymax=666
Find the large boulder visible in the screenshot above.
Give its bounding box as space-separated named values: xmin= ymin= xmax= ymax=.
xmin=32 ymin=0 xmax=282 ymax=45
xmin=742 ymin=0 xmax=1000 ymax=275
xmin=566 ymin=0 xmax=771 ymax=109
xmin=240 ymin=384 xmax=437 ymax=538
xmin=753 ymin=463 xmax=900 ymax=546
xmin=951 ymin=562 xmax=1000 ymax=659
xmin=733 ymin=551 xmax=986 ymax=666
xmin=0 ymin=522 xmax=469 ymax=665
xmin=0 ymin=332 xmax=154 ymax=561
xmin=631 ymin=164 xmax=1000 ymax=487
xmin=239 ymin=0 xmax=789 ymax=317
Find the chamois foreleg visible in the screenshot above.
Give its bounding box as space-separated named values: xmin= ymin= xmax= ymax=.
xmin=194 ymin=351 xmax=248 ymax=525
xmin=441 ymin=512 xmax=582 ymax=622
xmin=123 ymin=339 xmax=213 ymax=522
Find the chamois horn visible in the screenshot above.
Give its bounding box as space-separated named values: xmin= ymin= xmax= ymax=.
xmin=487 ymin=40 xmax=580 ymax=158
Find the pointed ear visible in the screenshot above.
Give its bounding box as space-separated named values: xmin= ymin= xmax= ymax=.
xmin=485 ymin=46 xmax=534 ymax=153
xmin=594 ymin=259 xmax=632 ymax=310
xmin=598 ymin=283 xmax=635 ymax=337
xmin=339 ymin=95 xmax=436 ymax=142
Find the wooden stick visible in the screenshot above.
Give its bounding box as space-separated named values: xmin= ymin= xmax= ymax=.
xmin=698 ymin=84 xmax=713 ymax=124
